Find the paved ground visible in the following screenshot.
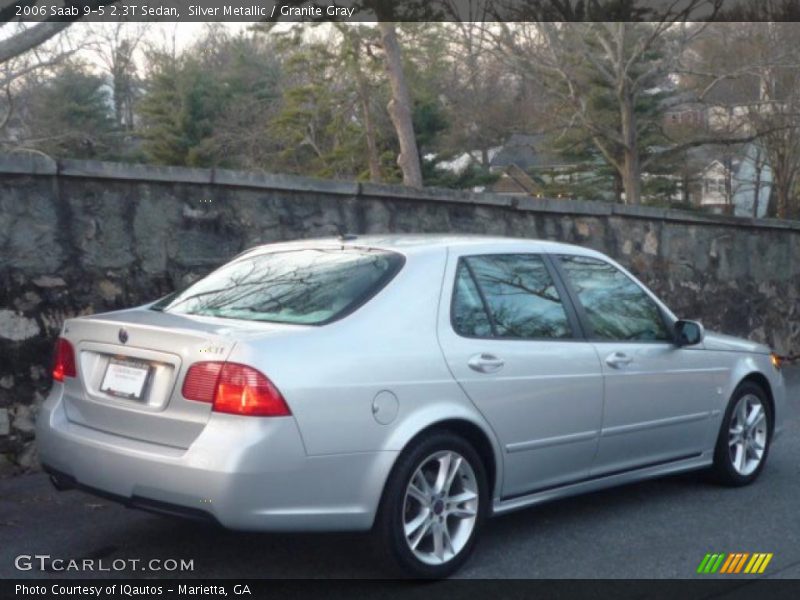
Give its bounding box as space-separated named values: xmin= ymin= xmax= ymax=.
xmin=1 ymin=368 xmax=798 ymax=580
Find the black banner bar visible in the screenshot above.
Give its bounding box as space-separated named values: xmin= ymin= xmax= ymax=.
xmin=3 ymin=579 xmax=800 ymax=600
xmin=1 ymin=0 xmax=797 ymax=23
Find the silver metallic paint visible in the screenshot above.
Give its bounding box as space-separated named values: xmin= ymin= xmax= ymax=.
xmin=37 ymin=235 xmax=786 ymax=531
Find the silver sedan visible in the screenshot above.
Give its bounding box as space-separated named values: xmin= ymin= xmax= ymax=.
xmin=37 ymin=235 xmax=786 ymax=577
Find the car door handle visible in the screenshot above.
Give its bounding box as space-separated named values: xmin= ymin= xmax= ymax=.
xmin=605 ymin=352 xmax=633 ymax=368
xmin=468 ymin=353 xmax=505 ymax=373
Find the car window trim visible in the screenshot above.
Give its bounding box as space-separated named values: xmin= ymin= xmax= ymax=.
xmin=551 ymin=253 xmax=675 ymax=344
xmin=540 ymin=254 xmax=587 ymax=340
xmin=461 ymin=258 xmax=499 ymax=337
xmin=449 ymin=253 xmax=584 ymax=342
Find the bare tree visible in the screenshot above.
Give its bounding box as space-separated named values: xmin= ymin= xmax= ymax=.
xmin=87 ymin=23 xmax=149 ymax=130
xmin=491 ymin=18 xmax=719 ymax=205
xmin=378 ymin=21 xmax=423 ymax=187
xmin=0 ymin=22 xmax=70 ymax=65
xmin=437 ymin=5 xmax=533 ymax=167
xmin=745 ymin=24 xmax=800 ymax=219
xmin=261 ymin=1 xmax=426 ymax=186
xmin=0 ymin=26 xmax=81 ymax=152
xmin=684 ymin=21 xmax=800 ymax=218
xmin=0 ymin=1 xmax=111 ymax=152
xmin=0 ymin=0 xmax=112 ymax=63
xmin=335 ymin=24 xmax=383 ymax=183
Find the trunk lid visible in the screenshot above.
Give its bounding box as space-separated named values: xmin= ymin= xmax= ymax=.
xmin=60 ymin=306 xmax=288 ymax=448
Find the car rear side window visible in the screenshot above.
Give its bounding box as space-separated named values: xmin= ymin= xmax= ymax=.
xmin=558 ymin=255 xmax=670 ymax=341
xmin=452 ymin=261 xmax=493 ymax=337
xmin=453 ymin=254 xmax=573 ymax=340
xmin=151 ymin=248 xmax=404 ymax=325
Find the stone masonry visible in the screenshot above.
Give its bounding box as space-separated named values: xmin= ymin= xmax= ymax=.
xmin=1 ymin=155 xmax=798 ymax=474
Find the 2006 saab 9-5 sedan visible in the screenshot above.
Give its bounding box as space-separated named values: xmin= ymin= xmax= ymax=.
xmin=38 ymin=235 xmax=786 ymax=577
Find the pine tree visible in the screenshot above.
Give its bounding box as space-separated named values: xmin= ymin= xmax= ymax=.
xmin=137 ymin=31 xmax=281 ymax=168
xmin=22 ymin=63 xmax=117 ymax=159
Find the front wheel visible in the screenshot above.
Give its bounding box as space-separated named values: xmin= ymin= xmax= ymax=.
xmin=711 ymin=382 xmax=772 ymax=486
xmin=376 ymin=431 xmax=488 ymax=578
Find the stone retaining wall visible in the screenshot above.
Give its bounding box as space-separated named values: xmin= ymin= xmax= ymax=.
xmin=1 ymin=155 xmax=798 ymax=474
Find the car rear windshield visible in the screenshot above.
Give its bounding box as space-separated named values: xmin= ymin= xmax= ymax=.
xmin=151 ymin=247 xmax=404 ymax=325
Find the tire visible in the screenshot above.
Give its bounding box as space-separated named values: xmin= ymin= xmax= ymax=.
xmin=376 ymin=431 xmax=489 ymax=578
xmin=711 ymin=382 xmax=773 ymax=486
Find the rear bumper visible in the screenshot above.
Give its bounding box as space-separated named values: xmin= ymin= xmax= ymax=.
xmin=36 ymin=385 xmax=398 ymax=532
xmin=43 ymin=465 xmax=222 ymax=525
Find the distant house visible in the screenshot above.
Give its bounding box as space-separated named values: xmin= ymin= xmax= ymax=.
xmin=696 ymin=160 xmax=729 ymax=209
xmin=487 ymin=134 xmax=604 ymax=199
xmin=664 ymin=77 xmax=764 ymax=134
xmin=663 ymin=79 xmax=776 ymax=215
xmin=435 ymin=127 xmax=771 ymax=212
xmin=433 ymin=133 xmax=590 ymax=180
xmin=432 ymin=134 xmax=587 ymax=198
xmin=487 ymin=164 xmax=543 ymax=196
xmin=489 ymin=133 xmax=580 ymax=174
xmin=664 ymin=101 xmax=707 ymax=129
xmin=430 ymin=150 xmax=489 ymax=174
xmin=688 ymin=144 xmax=772 ymax=217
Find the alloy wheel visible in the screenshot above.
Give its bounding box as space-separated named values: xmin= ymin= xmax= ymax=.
xmin=402 ymin=450 xmax=479 ymax=565
xmin=728 ymin=393 xmax=768 ymax=476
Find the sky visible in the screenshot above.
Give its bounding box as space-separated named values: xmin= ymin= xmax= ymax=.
xmin=0 ymin=21 xmax=252 ymax=73
xmin=83 ymin=22 xmax=251 ymax=68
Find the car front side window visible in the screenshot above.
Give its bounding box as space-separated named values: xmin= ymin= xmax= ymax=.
xmin=453 ymin=254 xmax=573 ymax=340
xmin=558 ymin=255 xmax=670 ymax=342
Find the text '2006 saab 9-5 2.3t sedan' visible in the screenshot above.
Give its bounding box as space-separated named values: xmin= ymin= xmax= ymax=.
xmin=38 ymin=235 xmax=786 ymax=577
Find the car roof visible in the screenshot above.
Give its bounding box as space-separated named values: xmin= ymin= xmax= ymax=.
xmin=244 ymin=234 xmax=605 ymax=258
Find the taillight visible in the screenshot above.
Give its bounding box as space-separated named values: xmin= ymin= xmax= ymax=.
xmin=52 ymin=337 xmax=77 ymax=382
xmin=182 ymin=362 xmax=224 ymax=402
xmin=182 ymin=361 xmax=291 ymax=417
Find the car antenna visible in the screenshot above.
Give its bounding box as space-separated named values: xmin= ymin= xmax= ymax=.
xmin=336 ymin=225 xmax=358 ymax=242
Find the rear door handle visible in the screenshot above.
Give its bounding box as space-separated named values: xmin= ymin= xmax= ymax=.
xmin=468 ymin=353 xmax=505 ymax=373
xmin=605 ymin=351 xmax=633 ymax=368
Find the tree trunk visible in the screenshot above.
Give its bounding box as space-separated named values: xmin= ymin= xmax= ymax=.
xmin=378 ymin=22 xmax=423 ymax=188
xmin=349 ymin=37 xmax=382 ymax=183
xmin=621 ymin=153 xmax=642 ymax=206
xmin=752 ymin=160 xmax=762 ymax=218
xmin=682 ymin=170 xmax=690 ymax=205
xmin=619 ymin=91 xmax=642 ymax=205
xmin=766 ymin=186 xmax=778 ymax=217
xmin=358 ymin=83 xmax=382 ymax=183
xmin=0 ymin=21 xmax=69 ymax=64
xmin=613 ymin=171 xmax=624 ymax=204
xmin=776 ymin=182 xmax=790 ymax=219
xmin=724 ymin=155 xmax=733 ymax=210
xmin=338 ymin=25 xmax=382 ymax=182
xmin=771 ymin=157 xmax=792 ymax=219
xmin=113 ymin=70 xmax=125 ymax=129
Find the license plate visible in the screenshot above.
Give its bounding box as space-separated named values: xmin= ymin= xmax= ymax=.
xmin=100 ymin=358 xmax=151 ymax=400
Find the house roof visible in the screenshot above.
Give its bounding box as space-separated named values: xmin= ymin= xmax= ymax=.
xmin=490 ymin=133 xmax=581 ymax=170
xmin=490 ymin=134 xmax=541 ymax=169
xmin=489 ymin=164 xmax=542 ymax=195
xmin=695 ymin=142 xmax=768 ymax=177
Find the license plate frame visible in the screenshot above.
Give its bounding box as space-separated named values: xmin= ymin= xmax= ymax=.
xmin=100 ymin=357 xmax=152 ymax=401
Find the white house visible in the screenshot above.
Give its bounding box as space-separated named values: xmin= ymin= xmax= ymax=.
xmin=693 ymin=144 xmax=772 ymax=217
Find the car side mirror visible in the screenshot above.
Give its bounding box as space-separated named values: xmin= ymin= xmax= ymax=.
xmin=674 ymin=320 xmax=704 ymax=347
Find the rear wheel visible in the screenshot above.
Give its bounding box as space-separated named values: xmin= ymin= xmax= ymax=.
xmin=711 ymin=382 xmax=772 ymax=486
xmin=376 ymin=432 xmax=488 ymax=578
